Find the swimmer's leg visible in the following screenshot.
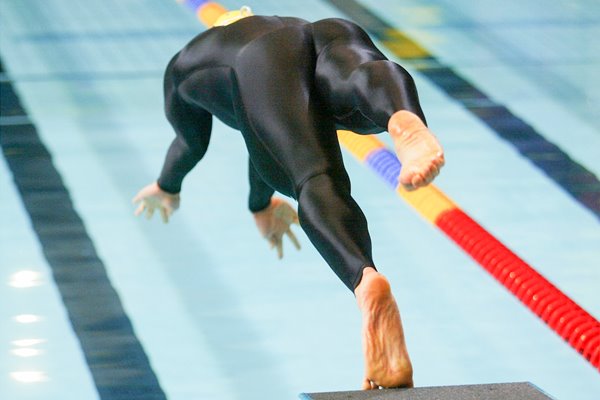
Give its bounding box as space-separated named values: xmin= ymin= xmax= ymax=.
xmin=234 ymin=26 xmax=376 ymax=287
xmin=296 ymin=171 xmax=374 ymax=290
xmin=350 ymin=60 xmax=445 ymax=191
xmin=314 ymin=23 xmax=445 ymax=190
xmin=297 ymin=172 xmax=413 ymax=389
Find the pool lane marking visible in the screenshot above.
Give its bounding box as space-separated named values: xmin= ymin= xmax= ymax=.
xmin=0 ymin=59 xmax=168 ymax=399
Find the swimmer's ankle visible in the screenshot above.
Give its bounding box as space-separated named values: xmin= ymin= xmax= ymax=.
xmin=355 ymin=268 xmax=392 ymax=307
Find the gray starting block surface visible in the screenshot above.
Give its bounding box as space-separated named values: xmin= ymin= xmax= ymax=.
xmin=300 ymin=382 xmax=554 ymax=400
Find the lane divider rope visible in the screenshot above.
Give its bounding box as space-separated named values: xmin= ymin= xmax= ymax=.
xmin=178 ymin=0 xmax=600 ymax=371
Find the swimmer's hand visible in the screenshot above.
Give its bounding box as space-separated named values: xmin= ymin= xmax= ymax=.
xmin=253 ymin=197 xmax=301 ymax=259
xmin=132 ymin=182 xmax=180 ymax=223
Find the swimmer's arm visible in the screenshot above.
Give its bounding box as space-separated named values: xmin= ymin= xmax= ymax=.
xmin=248 ymin=160 xmax=275 ymax=213
xmin=133 ymin=95 xmax=212 ymax=223
xmin=157 ymin=97 xmax=213 ymax=194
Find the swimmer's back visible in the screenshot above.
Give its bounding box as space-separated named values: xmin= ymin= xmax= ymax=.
xmin=170 ymin=16 xmax=310 ymax=80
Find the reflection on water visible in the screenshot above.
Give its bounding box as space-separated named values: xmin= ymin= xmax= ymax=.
xmin=10 ymin=371 xmax=49 ymax=383
xmin=14 ymin=314 xmax=42 ymax=324
xmin=9 ymin=270 xmax=42 ymax=289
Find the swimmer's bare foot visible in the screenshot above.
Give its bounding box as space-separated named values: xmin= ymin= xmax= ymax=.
xmin=388 ymin=110 xmax=445 ymax=191
xmin=355 ymin=267 xmax=413 ymax=390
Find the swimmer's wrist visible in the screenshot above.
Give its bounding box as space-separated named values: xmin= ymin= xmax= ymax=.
xmin=156 ymin=179 xmax=181 ymax=195
xmin=250 ymin=198 xmax=272 ymax=214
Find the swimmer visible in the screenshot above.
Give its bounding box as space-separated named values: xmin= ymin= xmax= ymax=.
xmin=133 ymin=6 xmax=444 ymax=390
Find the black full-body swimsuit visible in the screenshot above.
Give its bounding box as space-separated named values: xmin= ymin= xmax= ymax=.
xmin=157 ymin=16 xmax=425 ymax=291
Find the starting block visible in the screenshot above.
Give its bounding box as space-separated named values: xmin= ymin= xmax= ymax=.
xmin=300 ymin=382 xmax=554 ymax=399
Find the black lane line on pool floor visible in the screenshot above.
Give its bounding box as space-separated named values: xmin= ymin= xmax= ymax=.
xmin=0 ymin=58 xmax=167 ymax=400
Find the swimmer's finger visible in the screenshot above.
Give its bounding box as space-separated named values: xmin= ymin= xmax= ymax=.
xmin=269 ymin=234 xmax=283 ymax=259
xmin=134 ymin=202 xmax=146 ymax=217
xmin=160 ymin=207 xmax=169 ymax=224
xmin=146 ymin=206 xmax=155 ymax=220
xmin=286 ymin=228 xmax=301 ymax=250
xmin=267 ymin=234 xmax=276 ymax=248
xmin=132 ymin=192 xmax=144 ymax=204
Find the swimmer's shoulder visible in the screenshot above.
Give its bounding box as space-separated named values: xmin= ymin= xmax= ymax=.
xmin=310 ymin=17 xmax=372 ymax=43
xmin=311 ymin=17 xmax=366 ymax=32
xmin=226 ymin=15 xmax=310 ymax=31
